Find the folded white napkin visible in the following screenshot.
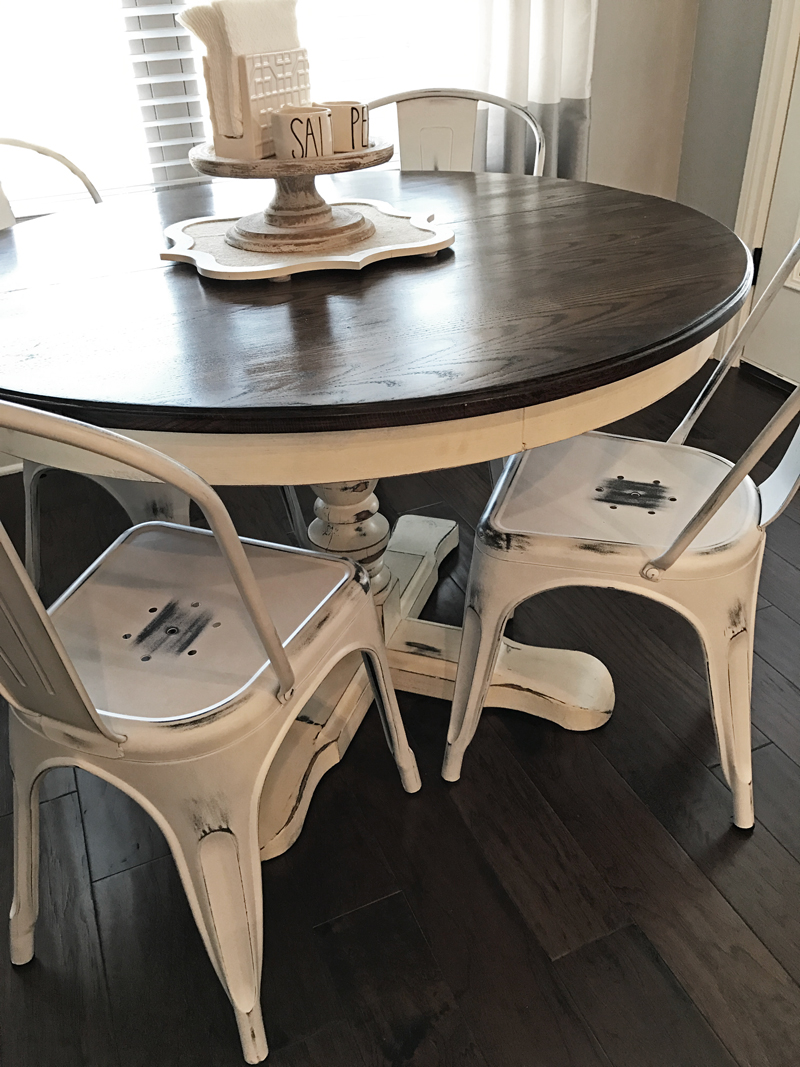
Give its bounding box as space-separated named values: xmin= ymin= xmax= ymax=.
xmin=179 ymin=0 xmax=300 ymax=137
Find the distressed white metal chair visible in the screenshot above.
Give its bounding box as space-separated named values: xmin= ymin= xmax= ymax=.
xmin=443 ymin=240 xmax=800 ymax=830
xmin=2 ymin=400 xmax=420 ymax=1063
xmin=367 ymin=87 xmax=545 ymax=176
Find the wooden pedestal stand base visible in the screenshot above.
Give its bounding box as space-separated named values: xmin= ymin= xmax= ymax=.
xmin=161 ymin=141 xmax=455 ymax=280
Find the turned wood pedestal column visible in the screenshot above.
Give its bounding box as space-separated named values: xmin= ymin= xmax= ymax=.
xmin=307 ymin=480 xmax=391 ymax=599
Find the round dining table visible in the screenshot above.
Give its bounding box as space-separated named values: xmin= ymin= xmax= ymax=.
xmin=0 ymin=169 xmax=751 ymax=856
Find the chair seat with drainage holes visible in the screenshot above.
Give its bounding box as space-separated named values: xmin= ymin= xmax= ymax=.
xmin=49 ymin=522 xmax=352 ymax=722
xmin=482 ymin=432 xmax=762 ymax=576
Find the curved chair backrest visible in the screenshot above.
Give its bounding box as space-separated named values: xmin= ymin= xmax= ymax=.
xmin=368 ymin=88 xmax=545 ymax=176
xmin=0 ymin=139 xmax=102 ymax=230
xmin=0 ymin=400 xmax=295 ymax=740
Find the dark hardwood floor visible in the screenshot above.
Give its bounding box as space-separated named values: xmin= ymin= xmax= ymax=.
xmin=2 ymin=363 xmax=800 ymax=1066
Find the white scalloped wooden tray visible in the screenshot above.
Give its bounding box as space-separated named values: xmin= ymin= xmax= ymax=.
xmin=160 ymin=197 xmax=455 ymax=281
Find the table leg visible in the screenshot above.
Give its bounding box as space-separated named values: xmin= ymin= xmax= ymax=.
xmin=307 ymin=479 xmax=392 ymax=600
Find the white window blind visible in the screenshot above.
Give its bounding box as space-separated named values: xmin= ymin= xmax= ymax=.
xmin=123 ymin=0 xmax=209 ymax=188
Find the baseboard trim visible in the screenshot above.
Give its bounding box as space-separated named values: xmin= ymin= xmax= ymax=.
xmin=740 ymin=359 xmax=797 ymax=395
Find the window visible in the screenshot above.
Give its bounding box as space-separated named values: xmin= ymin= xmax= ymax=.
xmin=124 ymin=0 xmax=208 ymax=188
xmin=0 ymin=0 xmax=207 ymax=216
xmin=0 ymin=0 xmax=492 ymax=216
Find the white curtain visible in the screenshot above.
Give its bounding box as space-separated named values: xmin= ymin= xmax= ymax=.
xmin=508 ymin=0 xmax=598 ymax=178
xmin=302 ymin=0 xmax=598 ymax=179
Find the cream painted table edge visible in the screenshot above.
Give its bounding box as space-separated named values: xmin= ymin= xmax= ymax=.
xmin=0 ymin=334 xmax=714 ymax=858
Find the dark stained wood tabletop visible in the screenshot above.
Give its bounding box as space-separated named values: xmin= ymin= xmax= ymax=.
xmin=0 ymin=171 xmax=751 ymax=434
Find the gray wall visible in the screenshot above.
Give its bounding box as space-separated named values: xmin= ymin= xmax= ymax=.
xmin=676 ymin=0 xmax=772 ymax=228
xmin=588 ymin=0 xmax=699 ymax=199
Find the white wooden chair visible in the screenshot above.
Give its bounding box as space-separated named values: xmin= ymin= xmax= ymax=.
xmin=367 ymin=88 xmax=546 ymax=176
xmin=442 ymin=240 xmax=800 ymax=830
xmin=2 ymin=400 xmax=420 ymax=1063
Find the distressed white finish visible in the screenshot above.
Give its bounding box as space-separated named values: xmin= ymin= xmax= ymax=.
xmin=443 ymin=259 xmax=800 ymax=827
xmin=308 ymin=479 xmax=392 ymax=599
xmin=2 ymin=399 xmax=419 ymax=1064
xmin=382 ymin=515 xmax=612 ymax=729
xmin=259 ymin=514 xmax=462 ymax=858
xmin=165 ymin=140 xmax=455 ymax=269
xmin=369 ymin=88 xmax=545 ymax=175
xmin=444 ymin=431 xmax=764 ymax=828
xmin=189 ymin=138 xmax=393 ymax=177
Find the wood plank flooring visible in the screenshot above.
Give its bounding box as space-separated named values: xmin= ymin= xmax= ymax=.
xmin=2 ymin=363 xmax=800 ymax=1066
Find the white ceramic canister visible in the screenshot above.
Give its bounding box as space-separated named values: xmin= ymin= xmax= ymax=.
xmin=272 ymin=105 xmax=334 ymax=160
xmin=320 ymin=101 xmax=369 ymax=153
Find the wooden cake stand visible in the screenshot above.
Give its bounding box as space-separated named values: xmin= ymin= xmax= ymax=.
xmin=160 ymin=140 xmax=455 ymax=280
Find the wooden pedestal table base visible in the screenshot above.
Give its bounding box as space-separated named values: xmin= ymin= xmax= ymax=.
xmin=258 ymin=511 xmax=615 ymax=860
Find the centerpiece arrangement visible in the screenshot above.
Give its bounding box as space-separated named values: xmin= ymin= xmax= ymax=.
xmin=160 ymin=0 xmax=454 ymax=280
